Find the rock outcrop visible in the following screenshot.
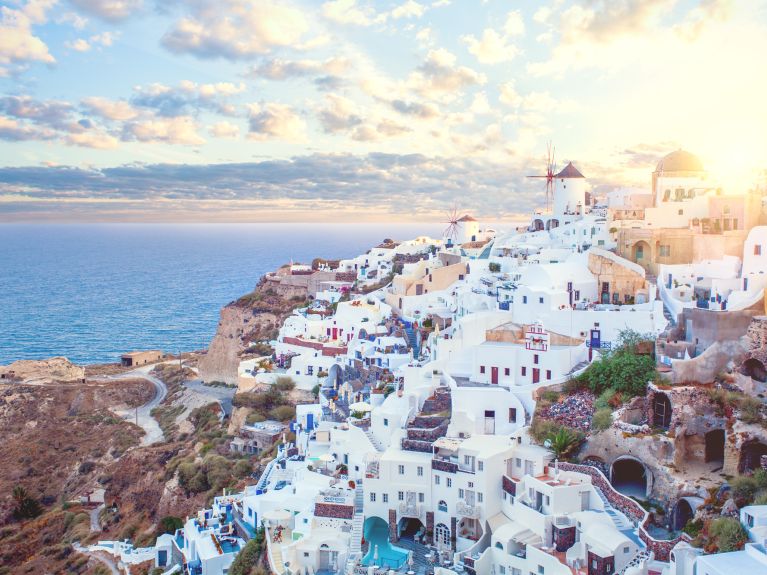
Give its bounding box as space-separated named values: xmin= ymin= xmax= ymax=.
xmin=0 ymin=356 xmax=85 ymax=384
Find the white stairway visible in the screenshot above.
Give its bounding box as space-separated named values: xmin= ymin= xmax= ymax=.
xmin=364 ymin=428 xmax=385 ymax=452
xmin=596 ymin=489 xmax=634 ymax=531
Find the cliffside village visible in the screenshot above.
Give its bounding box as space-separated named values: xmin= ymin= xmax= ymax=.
xmin=91 ymin=151 xmax=767 ymax=575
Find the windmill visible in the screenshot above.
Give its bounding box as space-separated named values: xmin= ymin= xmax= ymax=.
xmin=443 ymin=206 xmax=460 ymax=246
xmin=527 ymin=141 xmax=556 ymax=212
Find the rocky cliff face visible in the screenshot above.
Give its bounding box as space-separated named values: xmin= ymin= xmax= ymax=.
xmin=198 ymin=273 xmax=309 ymax=385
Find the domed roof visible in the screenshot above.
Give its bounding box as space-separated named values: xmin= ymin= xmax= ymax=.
xmin=655 ymin=150 xmax=704 ymax=173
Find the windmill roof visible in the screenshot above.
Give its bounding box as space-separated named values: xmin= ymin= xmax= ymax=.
xmin=458 ymin=215 xmax=478 ymax=222
xmin=555 ymin=162 xmax=585 ymax=178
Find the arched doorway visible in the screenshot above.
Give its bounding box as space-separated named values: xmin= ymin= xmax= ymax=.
xmin=434 ymin=523 xmax=451 ymax=550
xmin=325 ymin=363 xmax=342 ymax=389
xmin=705 ymin=429 xmax=725 ymax=464
xmin=671 ymin=499 xmax=693 ymax=531
xmin=743 ymin=358 xmax=767 ymax=383
xmin=652 ymin=392 xmax=672 ymax=429
xmin=397 ymin=517 xmax=425 ymax=540
xmin=633 ymin=241 xmax=651 ymax=269
xmin=611 ymin=457 xmax=649 ymax=498
xmin=533 ymin=219 xmax=544 ymax=232
xmin=739 ymin=440 xmax=767 ymax=473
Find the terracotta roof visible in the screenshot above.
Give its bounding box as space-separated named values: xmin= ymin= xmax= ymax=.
xmin=555 ymin=162 xmax=585 ymax=178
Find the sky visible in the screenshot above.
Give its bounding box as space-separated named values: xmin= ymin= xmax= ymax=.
xmin=0 ymin=0 xmax=765 ymax=222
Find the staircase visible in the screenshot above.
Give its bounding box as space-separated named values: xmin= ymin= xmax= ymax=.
xmin=350 ymin=484 xmax=365 ymax=555
xmin=404 ymin=325 xmax=420 ymax=358
xmin=596 ymin=489 xmax=634 ymax=531
xmin=618 ymin=549 xmax=651 ymax=575
xmin=364 ymin=428 xmax=385 ymax=452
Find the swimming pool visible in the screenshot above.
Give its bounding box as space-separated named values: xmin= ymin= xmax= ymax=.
xmin=361 ymin=518 xmax=409 ymax=569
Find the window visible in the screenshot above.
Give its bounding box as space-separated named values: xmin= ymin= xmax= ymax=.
xmin=398 ymin=465 xmax=405 ymax=475
xmin=538 ymin=566 xmax=544 ymax=575
xmin=468 ymin=482 xmax=474 ymax=488
xmin=521 ymin=366 xmax=527 ymax=376
xmin=523 ymin=295 xmax=528 ymax=304
xmin=659 ymin=245 xmax=671 ymax=257
xmin=478 ymin=461 xmax=483 ymax=472
xmin=307 ymin=366 xmax=313 ymax=375
xmin=480 ymin=365 xmax=485 ymax=374
xmin=515 ymin=458 xmax=521 ymax=467
xmin=678 ymin=209 xmax=683 ymax=215
xmin=383 ymin=493 xmax=388 ymax=503
xmin=383 ymin=418 xmax=388 ymax=427
xmin=623 ymin=546 xmax=630 ymax=554
xmin=546 ymin=370 xmax=551 ymax=380
xmin=509 ymin=408 xmax=517 ymax=422
xmin=478 ymin=493 xmax=483 ymax=503
xmin=534 ymin=354 xmax=539 ymax=365
xmin=398 ymin=491 xmax=404 ymax=501
xmin=539 ymin=297 xmax=544 ymax=304
xmin=447 ymin=478 xmax=452 ymax=487
xmin=574 ymin=290 xmax=580 ymax=300
xmin=417 ymin=466 xmax=424 ymax=477
xmin=458 ymin=488 xmax=465 ymax=498
xmin=504 ymin=367 xmax=510 ymax=376
xmin=370 ymin=493 xmax=376 ymax=502
xmin=500 ymin=567 xmax=506 ymax=574
xmin=435 ymin=475 xmax=440 ymax=485
xmin=756 ymin=244 xmax=762 ymax=256
xmin=419 ymin=492 xmax=425 ymax=503
xmin=438 ymin=500 xmax=448 ymax=512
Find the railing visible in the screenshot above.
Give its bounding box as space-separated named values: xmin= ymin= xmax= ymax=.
xmin=398 ymin=502 xmax=423 ymax=519
xmin=456 ymin=501 xmax=481 ymax=518
xmin=557 ymin=462 xmax=690 ymax=561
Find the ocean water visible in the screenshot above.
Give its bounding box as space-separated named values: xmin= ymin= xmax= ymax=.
xmin=0 ymin=223 xmax=444 ymax=365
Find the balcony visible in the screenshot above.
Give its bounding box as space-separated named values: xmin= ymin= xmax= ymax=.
xmin=432 ymin=458 xmax=458 ymax=473
xmin=456 ymin=501 xmax=481 ymax=518
xmin=398 ymin=502 xmax=423 ymax=519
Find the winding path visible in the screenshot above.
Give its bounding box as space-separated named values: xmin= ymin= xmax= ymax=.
xmin=96 ymin=364 xmax=168 ymax=446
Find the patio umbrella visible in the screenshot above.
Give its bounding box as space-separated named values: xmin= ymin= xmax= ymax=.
xmin=263 ymin=509 xmax=291 ymax=525
xmin=373 ymin=545 xmax=379 ymax=565
xmin=408 ymin=551 xmax=414 ymax=568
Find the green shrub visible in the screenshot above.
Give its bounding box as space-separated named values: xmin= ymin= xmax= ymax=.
xmin=11 ymin=486 xmax=42 ymax=521
xmin=488 ymin=262 xmax=501 ymax=273
xmin=540 ymin=390 xmax=560 ymax=403
xmin=709 ymin=517 xmax=748 ymax=552
xmin=269 ymin=405 xmax=296 ymax=422
xmin=738 ymin=396 xmax=763 ymax=424
xmin=273 ymin=377 xmax=296 ymax=393
xmin=157 ymin=516 xmax=183 ymax=535
xmin=592 ymin=408 xmax=613 ymax=431
xmin=229 ymin=528 xmax=266 ymax=575
xmin=682 ymin=518 xmax=704 ymax=537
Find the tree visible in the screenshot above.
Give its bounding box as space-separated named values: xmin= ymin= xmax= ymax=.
xmin=229 ymin=528 xmax=266 ymax=575
xmin=546 ymin=428 xmax=584 ymax=460
xmin=12 ymin=485 xmax=42 ymax=521
xmin=157 ymin=516 xmax=183 ymax=535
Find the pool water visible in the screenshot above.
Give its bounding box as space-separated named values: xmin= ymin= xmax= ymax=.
xmin=362 ymin=520 xmax=409 ymax=569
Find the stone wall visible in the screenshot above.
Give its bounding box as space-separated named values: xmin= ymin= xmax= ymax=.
xmin=553 ymin=525 xmax=576 ymax=552
xmin=558 ymin=462 xmax=690 ymax=562
xmin=432 ymin=459 xmax=457 ymax=474
xmin=587 ymin=550 xmax=614 ymax=575
xmin=314 ymin=502 xmax=354 ymax=520
xmin=388 ymin=509 xmax=398 ymax=543
xmin=502 ymin=475 xmax=516 ymax=496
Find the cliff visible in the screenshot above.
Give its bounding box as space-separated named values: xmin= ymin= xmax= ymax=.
xmin=198 ymin=271 xmax=310 ymax=384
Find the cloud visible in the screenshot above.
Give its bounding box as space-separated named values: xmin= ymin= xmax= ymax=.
xmin=318 ymin=94 xmax=362 ymax=133
xmin=66 ymin=130 xmax=119 ymax=149
xmin=391 ymin=1 xmax=426 ymax=19
xmin=247 ymin=57 xmax=350 ymax=80
xmin=409 ymin=48 xmax=485 ymax=100
xmin=0 ymin=0 xmax=56 ymax=76
xmin=162 ymin=0 xmax=310 ymax=60
xmin=674 ymin=0 xmax=732 ymax=41
xmin=498 ymin=81 xmax=521 ymax=107
xmin=0 ymin=115 xmax=56 ymax=141
xmin=391 ymin=99 xmax=439 ymax=119
xmin=247 ymin=103 xmax=306 ymax=141
xmin=462 ymin=28 xmax=519 ymax=64
xmin=0 ymin=153 xmax=544 ymax=221
xmin=322 ymin=0 xmax=384 ymax=26
xmin=209 ymin=120 xmax=239 ymax=138
xmin=123 ymin=115 xmax=205 ymax=145
xmin=68 ymin=0 xmax=142 ymax=22
xmin=65 ymin=31 xmax=117 ymax=52
xmin=131 ymin=81 xmax=245 ymax=116
xmin=0 ymin=95 xmax=74 ymax=131
xmin=81 ymin=96 xmax=139 ymax=121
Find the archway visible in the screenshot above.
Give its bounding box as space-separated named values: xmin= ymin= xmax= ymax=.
xmin=397 ymin=517 xmax=425 ymax=540
xmin=670 ymin=499 xmax=694 ymax=531
xmin=533 ymin=219 xmax=544 ymax=232
xmin=652 ymin=392 xmax=672 ymax=429
xmin=739 ymin=439 xmax=767 ymax=473
xmin=743 ymin=358 xmax=767 ymax=383
xmin=611 ymin=457 xmax=649 ymax=498
xmin=705 ymin=429 xmax=725 ymax=464
xmin=633 ymin=240 xmax=651 ymax=269
xmin=325 ymin=363 xmax=342 ymax=389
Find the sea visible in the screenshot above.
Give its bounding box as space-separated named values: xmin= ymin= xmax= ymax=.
xmin=0 ymin=223 xmax=446 ymax=365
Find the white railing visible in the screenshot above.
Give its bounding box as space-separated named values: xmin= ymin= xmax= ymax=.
xmin=456 ymin=501 xmax=481 ymax=518
xmin=398 ymin=502 xmax=423 ymax=518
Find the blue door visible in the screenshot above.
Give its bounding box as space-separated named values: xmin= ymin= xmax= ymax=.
xmin=307 ymin=413 xmax=314 ymax=430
